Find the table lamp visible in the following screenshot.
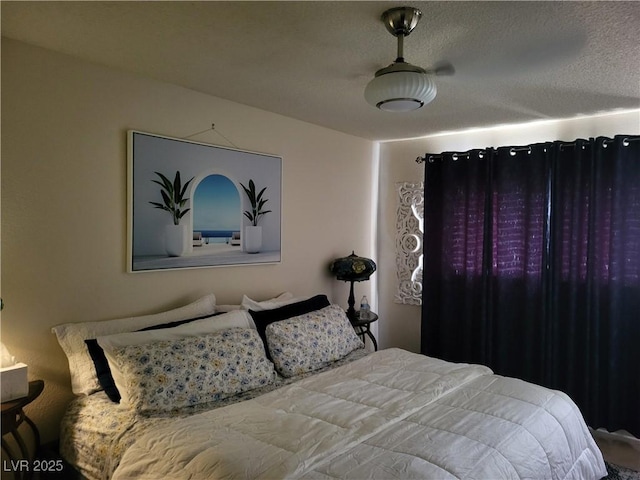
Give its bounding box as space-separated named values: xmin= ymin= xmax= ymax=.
xmin=329 ymin=251 xmax=376 ymax=320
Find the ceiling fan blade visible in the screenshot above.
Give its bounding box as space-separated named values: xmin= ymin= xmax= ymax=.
xmin=445 ymin=30 xmax=586 ymax=78
xmin=425 ymin=60 xmax=455 ymax=76
xmin=445 ymin=80 xmax=550 ymax=119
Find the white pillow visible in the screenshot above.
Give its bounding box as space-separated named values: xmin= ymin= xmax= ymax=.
xmin=216 ymin=304 xmax=241 ymax=313
xmin=97 ymin=309 xmax=253 ymax=408
xmin=240 ymin=292 xmax=296 ymax=311
xmin=97 ymin=309 xmax=252 ymax=349
xmin=52 ymin=294 xmax=217 ymax=395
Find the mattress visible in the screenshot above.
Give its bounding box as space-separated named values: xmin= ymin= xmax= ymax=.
xmin=62 ymin=348 xmax=607 ymax=480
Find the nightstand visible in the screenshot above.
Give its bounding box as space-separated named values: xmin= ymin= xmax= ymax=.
xmin=350 ymin=311 xmax=378 ymax=351
xmin=2 ymin=380 xmax=44 ymax=469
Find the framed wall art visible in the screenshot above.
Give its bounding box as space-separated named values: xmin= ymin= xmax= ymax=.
xmin=127 ymin=130 xmax=282 ymax=272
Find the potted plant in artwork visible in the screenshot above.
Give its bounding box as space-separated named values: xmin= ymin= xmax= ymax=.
xmin=240 ymin=179 xmax=271 ymax=253
xmin=149 ymin=171 xmax=194 ymax=257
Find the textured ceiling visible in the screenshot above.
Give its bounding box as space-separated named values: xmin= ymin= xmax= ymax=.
xmin=2 ymin=1 xmax=639 ymax=141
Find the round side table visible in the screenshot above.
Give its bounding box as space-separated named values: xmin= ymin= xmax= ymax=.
xmin=1 ymin=380 xmax=44 ymax=467
xmin=350 ymin=311 xmax=379 ymax=351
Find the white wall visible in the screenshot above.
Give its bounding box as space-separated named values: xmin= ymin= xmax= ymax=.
xmin=377 ymin=110 xmax=640 ymax=353
xmin=0 ymin=38 xmax=376 ymax=442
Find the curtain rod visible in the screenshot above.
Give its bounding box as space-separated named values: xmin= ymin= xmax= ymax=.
xmin=415 ymin=136 xmax=640 ymax=164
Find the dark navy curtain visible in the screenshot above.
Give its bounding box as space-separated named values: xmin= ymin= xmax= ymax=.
xmin=421 ymin=135 xmax=640 ymax=436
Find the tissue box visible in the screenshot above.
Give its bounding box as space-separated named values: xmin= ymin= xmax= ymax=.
xmin=1 ymin=363 xmax=28 ymax=402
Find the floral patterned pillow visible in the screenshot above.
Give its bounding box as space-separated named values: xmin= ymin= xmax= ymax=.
xmin=111 ymin=328 xmax=275 ymax=414
xmin=265 ymin=304 xmax=364 ymax=377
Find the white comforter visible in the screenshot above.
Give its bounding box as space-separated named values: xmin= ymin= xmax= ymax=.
xmin=113 ymin=348 xmax=607 ymax=479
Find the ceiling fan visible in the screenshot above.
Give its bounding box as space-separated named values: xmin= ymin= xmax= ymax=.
xmin=365 ymin=6 xmax=454 ymax=112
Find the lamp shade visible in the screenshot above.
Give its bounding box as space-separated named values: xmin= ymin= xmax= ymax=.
xmin=329 ymin=251 xmax=377 ymax=282
xmin=365 ymin=67 xmax=437 ymax=112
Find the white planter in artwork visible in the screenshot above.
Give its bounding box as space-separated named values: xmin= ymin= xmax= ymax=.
xmin=244 ymin=225 xmax=262 ymax=254
xmin=164 ymin=224 xmax=188 ymax=257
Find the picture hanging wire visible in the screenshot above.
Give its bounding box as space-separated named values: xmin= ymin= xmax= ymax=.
xmin=182 ymin=123 xmax=238 ymax=148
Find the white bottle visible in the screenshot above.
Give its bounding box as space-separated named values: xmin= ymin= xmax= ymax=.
xmin=360 ymin=296 xmax=370 ymax=320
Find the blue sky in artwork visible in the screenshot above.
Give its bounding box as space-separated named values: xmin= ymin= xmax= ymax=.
xmin=193 ymin=174 xmax=241 ymax=231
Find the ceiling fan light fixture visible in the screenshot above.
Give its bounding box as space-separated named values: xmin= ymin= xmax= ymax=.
xmin=365 ymin=68 xmax=437 ymax=112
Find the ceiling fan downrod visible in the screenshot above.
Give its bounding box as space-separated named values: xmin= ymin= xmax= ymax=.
xmin=381 ymin=6 xmax=422 ymax=63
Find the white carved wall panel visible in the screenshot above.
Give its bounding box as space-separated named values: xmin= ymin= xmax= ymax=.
xmin=395 ymin=182 xmax=424 ymax=305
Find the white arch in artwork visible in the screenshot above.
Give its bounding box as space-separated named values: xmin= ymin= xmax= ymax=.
xmin=185 ymin=171 xmax=245 ymax=253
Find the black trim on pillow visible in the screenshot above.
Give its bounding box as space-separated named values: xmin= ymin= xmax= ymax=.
xmin=249 ymin=294 xmax=330 ymax=359
xmin=85 ymin=312 xmax=222 ymax=403
xmin=137 ymin=316 xmax=217 ymax=331
xmin=85 ymin=338 xmax=121 ymax=402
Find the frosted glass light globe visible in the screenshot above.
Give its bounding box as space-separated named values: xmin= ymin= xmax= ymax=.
xmin=365 ymin=70 xmax=437 ymax=112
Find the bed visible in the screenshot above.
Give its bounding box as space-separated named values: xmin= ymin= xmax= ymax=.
xmin=53 ymin=292 xmax=608 ymax=480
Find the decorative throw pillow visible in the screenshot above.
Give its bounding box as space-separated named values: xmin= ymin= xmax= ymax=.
xmin=51 ymin=294 xmax=217 ymax=395
xmin=248 ymin=294 xmax=331 ymax=359
xmin=265 ymin=304 xmax=364 ymax=377
xmin=95 ymin=309 xmax=255 ymax=403
xmin=88 ymin=309 xmax=253 ymax=402
xmin=108 ymin=328 xmax=274 ymax=413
